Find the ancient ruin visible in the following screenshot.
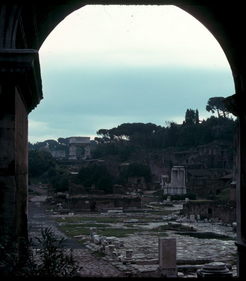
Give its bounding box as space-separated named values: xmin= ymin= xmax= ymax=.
xmin=161 ymin=166 xmax=187 ymax=195
xmin=68 ymin=137 xmax=91 ymax=160
xmin=1 ymin=1 xmax=246 ymax=278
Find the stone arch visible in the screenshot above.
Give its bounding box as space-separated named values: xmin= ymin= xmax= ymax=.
xmin=16 ymin=2 xmax=241 ymax=88
xmin=1 ymin=0 xmax=246 ymax=277
xmin=0 ymin=4 xmax=22 ymax=48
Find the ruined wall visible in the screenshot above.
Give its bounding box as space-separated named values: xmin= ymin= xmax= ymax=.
xmin=182 ymin=200 xmax=236 ymax=223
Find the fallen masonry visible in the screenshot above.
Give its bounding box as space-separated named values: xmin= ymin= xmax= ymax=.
xmin=28 ymin=194 xmax=237 ymax=277
xmin=85 ymin=224 xmax=236 ymax=277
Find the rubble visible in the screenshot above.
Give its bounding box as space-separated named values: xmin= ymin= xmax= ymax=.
xmin=29 ymin=195 xmax=238 ymax=277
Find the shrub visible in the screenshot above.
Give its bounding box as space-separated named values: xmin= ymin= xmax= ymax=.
xmin=0 ymin=227 xmax=81 ymax=277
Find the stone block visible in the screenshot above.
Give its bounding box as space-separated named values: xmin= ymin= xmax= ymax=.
xmin=105 ymin=236 xmax=116 ymax=244
xmin=93 ymin=234 xmax=100 ymax=244
xmin=159 ymin=237 xmax=177 ymax=277
xmin=190 ymin=214 xmax=196 ymax=222
xmin=104 ymin=245 xmax=108 ymax=255
xmin=125 ymin=249 xmax=133 ymax=259
xmin=108 ymin=244 xmax=115 ymax=255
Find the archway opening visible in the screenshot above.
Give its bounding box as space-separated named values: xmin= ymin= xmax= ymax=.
xmin=28 ymin=4 xmax=237 ymax=277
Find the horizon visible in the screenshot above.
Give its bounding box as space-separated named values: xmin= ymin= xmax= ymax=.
xmin=29 ymin=112 xmax=234 ymax=144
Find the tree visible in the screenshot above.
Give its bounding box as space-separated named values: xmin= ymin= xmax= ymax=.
xmin=28 ymin=150 xmax=56 ymax=178
xmin=195 ymin=109 xmax=200 ymax=124
xmin=51 ymin=173 xmax=69 ymax=192
xmin=184 ymin=109 xmax=199 ymax=125
xmin=58 ymin=137 xmax=69 ymax=145
xmin=78 ymin=164 xmax=113 ymax=193
xmin=120 ymin=163 xmax=152 ymax=183
xmin=96 ymin=123 xmax=160 ymax=146
xmin=206 ymin=97 xmax=229 ymax=118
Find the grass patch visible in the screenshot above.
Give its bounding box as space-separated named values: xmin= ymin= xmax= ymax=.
xmin=55 ymin=216 xmax=123 ymax=224
xmin=177 ymin=231 xmax=233 ymax=240
xmin=58 ymin=223 xmax=139 ymax=238
xmin=58 ymin=224 xmax=91 ymax=236
xmin=97 ymin=228 xmax=139 ymax=237
xmin=54 ymin=212 xmax=173 ymax=225
xmin=144 ymin=210 xmax=174 ymax=216
xmin=156 ymin=232 xmax=169 ymax=237
xmin=60 ymin=222 xmax=110 ymax=228
xmin=150 ymin=223 xmax=196 ymax=232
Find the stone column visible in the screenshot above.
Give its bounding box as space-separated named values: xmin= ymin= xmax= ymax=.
xmin=0 ymin=49 xmax=42 ymax=256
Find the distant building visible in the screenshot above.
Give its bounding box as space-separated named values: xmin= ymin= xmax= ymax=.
xmin=68 ymin=137 xmax=91 ymax=160
xmin=161 ymin=166 xmax=187 ymax=195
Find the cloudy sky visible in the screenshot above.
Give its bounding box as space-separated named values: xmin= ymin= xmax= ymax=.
xmin=28 ymin=5 xmax=234 ymax=143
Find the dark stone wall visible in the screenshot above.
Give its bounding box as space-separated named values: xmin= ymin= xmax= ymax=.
xmin=0 ymin=84 xmax=28 ymax=242
xmin=0 ymin=83 xmax=18 ymax=237
xmin=15 ymin=89 xmax=28 ymax=242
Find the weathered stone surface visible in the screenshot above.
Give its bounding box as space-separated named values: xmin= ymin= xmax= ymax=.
xmin=0 ymin=86 xmax=28 ymax=246
xmin=197 ymin=262 xmax=233 ymax=277
xmin=159 ymin=237 xmax=177 ymax=277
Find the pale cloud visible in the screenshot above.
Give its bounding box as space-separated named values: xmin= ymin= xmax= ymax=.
xmin=29 ymin=5 xmax=234 ymax=143
xmin=28 ymin=119 xmax=68 ymax=143
xmin=29 ymin=119 xmax=49 ymax=131
xmin=40 ymin=5 xmax=229 ymax=69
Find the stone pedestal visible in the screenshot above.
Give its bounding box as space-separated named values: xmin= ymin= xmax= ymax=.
xmin=158 ymin=238 xmax=177 ymax=277
xmin=163 ymin=166 xmax=186 ymax=195
xmin=197 ymin=262 xmax=233 ymax=277
xmin=89 ymin=227 xmax=97 ymax=240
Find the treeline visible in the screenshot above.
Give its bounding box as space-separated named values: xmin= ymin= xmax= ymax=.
xmin=28 ymin=150 xmax=151 ymax=194
xmin=29 ymin=98 xmax=237 ymax=194
xmin=93 ymin=111 xmax=236 ymax=159
xmin=76 ymin=162 xmax=151 ymax=194
xmin=28 ymin=150 xmax=70 ymax=192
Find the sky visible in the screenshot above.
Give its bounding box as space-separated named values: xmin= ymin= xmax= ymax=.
xmin=28 ymin=5 xmax=235 ymax=143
